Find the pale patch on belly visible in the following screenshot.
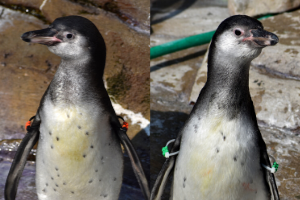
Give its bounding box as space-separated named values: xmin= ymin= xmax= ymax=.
xmin=36 ymin=100 xmax=123 ymax=199
xmin=42 ymin=104 xmax=95 ymax=162
xmin=173 ymin=113 xmax=268 ymax=199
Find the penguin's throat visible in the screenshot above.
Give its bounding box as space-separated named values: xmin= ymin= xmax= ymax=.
xmin=49 ymin=62 xmax=104 ymax=104
xmin=204 ymin=58 xmax=252 ymax=120
xmin=206 ymin=54 xmax=251 ymax=93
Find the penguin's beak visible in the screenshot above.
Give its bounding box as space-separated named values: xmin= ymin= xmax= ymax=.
xmin=21 ymin=28 xmax=62 ymax=46
xmin=245 ymin=29 xmax=279 ymax=47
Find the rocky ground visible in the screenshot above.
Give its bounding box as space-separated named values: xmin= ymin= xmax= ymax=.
xmin=151 ymin=1 xmax=300 ymax=200
xmin=0 ymin=0 xmax=150 ymax=199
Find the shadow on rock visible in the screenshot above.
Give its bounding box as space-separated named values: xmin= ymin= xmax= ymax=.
xmin=122 ymin=127 xmax=150 ymax=200
xmin=150 ymin=110 xmax=189 ymax=200
xmin=150 ymin=48 xmax=206 ymax=72
xmin=151 ymin=0 xmax=198 ymax=26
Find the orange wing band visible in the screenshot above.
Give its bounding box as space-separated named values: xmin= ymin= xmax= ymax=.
xmin=122 ymin=122 xmax=129 ymax=130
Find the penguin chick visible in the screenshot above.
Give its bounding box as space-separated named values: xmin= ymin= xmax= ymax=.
xmin=5 ymin=15 xmax=149 ymax=200
xmin=151 ymin=15 xmax=279 ymax=200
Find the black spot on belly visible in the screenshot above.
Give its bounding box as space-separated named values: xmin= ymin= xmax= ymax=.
xmin=184 ymin=177 xmax=186 ymax=182
xmin=209 ymin=92 xmax=217 ymax=102
xmin=90 ymin=145 xmax=93 ymax=148
xmin=51 ymin=145 xmax=53 ymax=149
xmin=51 ymin=177 xmax=54 ymax=180
xmin=114 ymin=177 xmax=116 ymax=181
xmin=95 ymin=169 xmax=98 ymax=172
xmin=241 ymin=162 xmax=244 ymax=166
xmin=85 ymin=131 xmax=89 ymax=135
xmin=108 ymin=143 xmax=111 ymax=146
xmin=67 ymin=114 xmax=70 ymax=118
xmin=63 ymin=182 xmax=66 ymax=185
xmin=53 ymin=188 xmax=56 ymax=192
xmin=78 ymin=126 xmax=81 ymax=129
xmin=56 ymin=137 xmax=59 ymax=141
xmin=216 ymin=148 xmax=219 ymax=153
xmin=183 ymin=183 xmax=185 ymax=188
xmin=46 ymin=183 xmax=48 ymax=187
xmin=57 ymin=174 xmax=60 ymax=177
xmin=71 ymin=191 xmax=74 ymax=194
xmin=101 ymin=156 xmax=104 ymax=160
xmin=55 ymin=167 xmax=59 ymax=171
xmin=193 ymin=124 xmax=198 ymax=133
xmin=49 ymin=131 xmax=52 ymax=135
xmin=99 ymin=179 xmax=102 ymax=182
xmin=234 ymin=156 xmax=237 ymax=161
xmin=223 ymin=136 xmax=226 ymax=141
xmin=55 ymin=184 xmax=59 ymax=187
xmin=83 ymin=154 xmax=86 ymax=158
xmin=42 ymin=188 xmax=46 ymax=192
xmin=89 ymin=179 xmax=93 ymax=183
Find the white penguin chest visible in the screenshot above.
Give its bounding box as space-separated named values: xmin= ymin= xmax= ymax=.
xmin=35 ymin=101 xmax=123 ymax=200
xmin=173 ymin=113 xmax=269 ymax=200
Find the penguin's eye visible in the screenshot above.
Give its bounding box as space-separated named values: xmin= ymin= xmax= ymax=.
xmin=234 ymin=29 xmax=242 ymax=36
xmin=66 ymin=34 xmax=73 ymax=39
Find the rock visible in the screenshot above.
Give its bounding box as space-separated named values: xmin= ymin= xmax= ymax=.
xmin=0 ymin=8 xmax=56 ymax=139
xmin=252 ymin=12 xmax=300 ymax=80
xmin=250 ymin=12 xmax=300 ymax=131
xmin=228 ymin=0 xmax=300 ymax=16
xmin=249 ymin=65 xmax=300 ymax=131
xmin=0 ymin=0 xmax=150 ymax=33
xmin=261 ymin=127 xmax=300 ymax=200
xmin=151 ymin=4 xmax=229 ymax=45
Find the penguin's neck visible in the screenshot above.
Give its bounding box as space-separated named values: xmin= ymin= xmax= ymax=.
xmin=207 ymin=51 xmax=251 ymax=93
xmin=48 ymin=57 xmax=105 ymax=105
xmin=202 ymin=47 xmax=253 ymax=119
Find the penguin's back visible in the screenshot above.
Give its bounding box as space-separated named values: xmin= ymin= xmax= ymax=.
xmin=173 ymin=109 xmax=269 ymax=200
xmin=36 ymin=99 xmax=123 ymax=200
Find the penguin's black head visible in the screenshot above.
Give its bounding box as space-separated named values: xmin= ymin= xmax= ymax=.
xmin=211 ymin=15 xmax=279 ymax=61
xmin=21 ymin=16 xmax=105 ymax=60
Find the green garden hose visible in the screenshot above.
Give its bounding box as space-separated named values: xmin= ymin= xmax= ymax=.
xmin=150 ymin=14 xmax=274 ymax=59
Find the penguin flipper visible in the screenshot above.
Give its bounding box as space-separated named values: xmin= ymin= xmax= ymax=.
xmin=150 ymin=133 xmax=182 ymax=200
xmin=5 ymin=116 xmax=40 ymax=200
xmin=150 ymin=156 xmax=175 ymax=200
xmin=261 ymin=150 xmax=280 ymax=200
xmin=112 ymin=119 xmax=150 ymax=200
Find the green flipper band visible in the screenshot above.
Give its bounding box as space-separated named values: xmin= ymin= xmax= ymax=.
xmin=262 ymin=161 xmax=279 ymax=173
xmin=272 ymin=162 xmax=279 ymax=172
xmin=162 ymin=146 xmax=169 ymax=157
xmin=162 ymin=139 xmax=179 ymax=158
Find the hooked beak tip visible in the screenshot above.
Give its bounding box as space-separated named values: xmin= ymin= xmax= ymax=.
xmin=21 ymin=32 xmax=33 ymax=42
xmin=250 ymin=29 xmax=279 ymax=47
xmin=269 ymin=34 xmax=279 ymax=46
